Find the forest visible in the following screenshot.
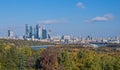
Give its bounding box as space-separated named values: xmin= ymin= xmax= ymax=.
xmin=0 ymin=39 xmax=120 ymax=70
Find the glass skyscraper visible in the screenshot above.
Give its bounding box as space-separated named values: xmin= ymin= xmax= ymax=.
xmin=25 ymin=24 xmax=48 ymax=40
xmin=8 ymin=30 xmax=13 ymax=38
xmin=25 ymin=24 xmax=29 ymax=38
xmin=42 ymin=29 xmax=47 ymax=39
xmin=29 ymin=26 xmax=34 ymax=38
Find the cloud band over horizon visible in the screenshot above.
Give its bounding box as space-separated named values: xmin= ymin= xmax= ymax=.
xmin=84 ymin=14 xmax=114 ymax=23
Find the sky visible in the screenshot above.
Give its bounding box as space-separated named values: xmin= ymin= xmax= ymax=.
xmin=0 ymin=0 xmax=120 ymax=37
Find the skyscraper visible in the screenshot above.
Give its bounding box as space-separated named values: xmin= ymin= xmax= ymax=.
xmin=25 ymin=24 xmax=29 ymax=38
xmin=36 ymin=24 xmax=39 ymax=39
xmin=8 ymin=30 xmax=14 ymax=38
xmin=42 ymin=25 xmax=47 ymax=39
xmin=36 ymin=24 xmax=43 ymax=39
xmin=29 ymin=26 xmax=34 ymax=38
xmin=42 ymin=29 xmax=47 ymax=39
xmin=48 ymin=29 xmax=51 ymax=39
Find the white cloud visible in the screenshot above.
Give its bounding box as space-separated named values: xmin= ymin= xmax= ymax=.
xmin=92 ymin=17 xmax=108 ymax=22
xmin=84 ymin=14 xmax=114 ymax=23
xmin=76 ymin=2 xmax=85 ymax=9
xmin=38 ymin=19 xmax=68 ymax=24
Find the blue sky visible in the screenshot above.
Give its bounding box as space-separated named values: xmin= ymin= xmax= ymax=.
xmin=0 ymin=0 xmax=120 ymax=37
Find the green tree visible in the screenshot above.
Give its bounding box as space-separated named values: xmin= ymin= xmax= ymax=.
xmin=101 ymin=55 xmax=115 ymax=70
xmin=2 ymin=46 xmax=19 ymax=70
xmin=58 ymin=51 xmax=76 ymax=70
xmin=77 ymin=49 xmax=101 ymax=70
xmin=114 ymin=58 xmax=120 ymax=70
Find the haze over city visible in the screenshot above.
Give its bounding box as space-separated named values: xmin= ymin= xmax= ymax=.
xmin=0 ymin=0 xmax=120 ymax=37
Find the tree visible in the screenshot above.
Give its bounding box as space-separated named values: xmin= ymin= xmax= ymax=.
xmin=114 ymin=58 xmax=120 ymax=70
xmin=58 ymin=50 xmax=76 ymax=70
xmin=2 ymin=46 xmax=19 ymax=70
xmin=101 ymin=55 xmax=115 ymax=70
xmin=77 ymin=49 xmax=101 ymax=70
xmin=35 ymin=47 xmax=59 ymax=70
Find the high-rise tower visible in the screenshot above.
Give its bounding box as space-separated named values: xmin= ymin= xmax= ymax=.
xmin=36 ymin=24 xmax=43 ymax=39
xmin=29 ymin=26 xmax=34 ymax=38
xmin=25 ymin=24 xmax=29 ymax=38
xmin=8 ymin=30 xmax=13 ymax=38
xmin=48 ymin=29 xmax=51 ymax=39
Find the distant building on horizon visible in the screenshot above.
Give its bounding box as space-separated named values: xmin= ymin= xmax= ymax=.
xmin=47 ymin=29 xmax=51 ymax=39
xmin=25 ymin=24 xmax=29 ymax=38
xmin=8 ymin=30 xmax=14 ymax=38
xmin=29 ymin=26 xmax=34 ymax=38
xmin=42 ymin=26 xmax=47 ymax=39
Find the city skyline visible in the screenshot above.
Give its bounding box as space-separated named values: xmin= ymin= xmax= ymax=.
xmin=0 ymin=0 xmax=120 ymax=37
xmin=25 ymin=24 xmax=49 ymax=39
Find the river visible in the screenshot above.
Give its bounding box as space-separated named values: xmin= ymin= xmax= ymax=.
xmin=30 ymin=45 xmax=54 ymax=50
